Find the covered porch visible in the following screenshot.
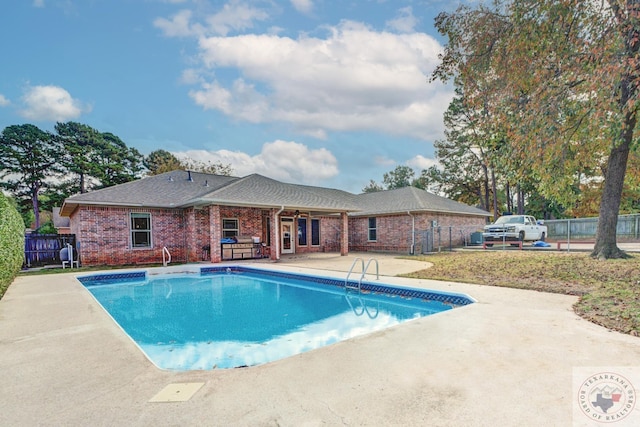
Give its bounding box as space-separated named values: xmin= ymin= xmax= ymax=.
xmin=185 ymin=205 xmax=351 ymax=264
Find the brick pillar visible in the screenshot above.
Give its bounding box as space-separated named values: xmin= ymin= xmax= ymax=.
xmin=185 ymin=208 xmax=196 ymax=263
xmin=209 ymin=205 xmax=222 ymax=263
xmin=270 ymin=208 xmax=279 ymax=261
xmin=340 ymin=212 xmax=349 ymax=256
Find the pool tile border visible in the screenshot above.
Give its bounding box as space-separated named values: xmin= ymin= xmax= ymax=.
xmin=77 ymin=267 xmax=474 ymax=306
xmin=201 ymin=266 xmax=474 ymax=306
xmin=78 ymin=271 xmax=146 ymax=286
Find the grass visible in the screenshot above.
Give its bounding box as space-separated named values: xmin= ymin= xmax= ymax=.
xmin=401 ymin=251 xmax=640 ymax=336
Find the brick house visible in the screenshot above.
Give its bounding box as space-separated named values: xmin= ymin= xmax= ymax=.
xmin=60 ymin=170 xmax=489 ymax=266
xmin=349 ymin=186 xmax=490 ymax=253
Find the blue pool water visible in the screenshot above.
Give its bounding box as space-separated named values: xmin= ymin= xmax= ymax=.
xmin=79 ymin=267 xmax=473 ymax=370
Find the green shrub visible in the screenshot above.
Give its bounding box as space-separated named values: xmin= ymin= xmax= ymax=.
xmin=0 ymin=192 xmax=25 ymax=299
xmin=34 ymin=221 xmax=57 ymax=235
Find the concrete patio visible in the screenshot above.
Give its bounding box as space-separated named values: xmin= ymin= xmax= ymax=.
xmin=1 ymin=253 xmax=639 ymax=426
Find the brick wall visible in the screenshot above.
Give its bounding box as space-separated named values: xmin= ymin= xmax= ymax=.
xmin=349 ymin=213 xmax=486 ymax=252
xmin=70 ymin=206 xmax=187 ymax=266
xmin=185 ymin=207 xmax=211 ymax=262
xmin=69 ymin=203 xmax=486 ymax=266
xmin=209 ymin=205 xmax=222 ymax=263
xmin=219 ymin=206 xmax=263 ymax=238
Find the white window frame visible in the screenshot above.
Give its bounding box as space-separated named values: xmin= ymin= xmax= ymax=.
xmin=131 ymin=212 xmax=152 ymax=248
xmin=368 ymin=217 xmax=377 ymax=242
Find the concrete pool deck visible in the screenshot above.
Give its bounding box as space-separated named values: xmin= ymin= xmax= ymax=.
xmin=1 ymin=253 xmax=639 ymax=426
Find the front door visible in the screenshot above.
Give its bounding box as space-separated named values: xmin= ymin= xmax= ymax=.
xmin=281 ymin=218 xmax=294 ymax=254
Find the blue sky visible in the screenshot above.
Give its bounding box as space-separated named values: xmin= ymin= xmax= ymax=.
xmin=0 ymin=0 xmax=464 ymax=194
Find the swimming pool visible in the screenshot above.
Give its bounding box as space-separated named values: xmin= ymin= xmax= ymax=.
xmin=79 ymin=266 xmax=474 ymax=370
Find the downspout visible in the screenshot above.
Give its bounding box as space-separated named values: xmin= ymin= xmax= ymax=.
xmin=274 ymin=206 xmax=284 ymax=260
xmin=407 ymin=211 xmax=415 ymax=255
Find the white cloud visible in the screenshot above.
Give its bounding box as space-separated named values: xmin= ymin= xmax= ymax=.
xmin=19 ymin=85 xmax=89 ymax=121
xmin=154 ymin=1 xmax=268 ymax=37
xmin=385 ymin=7 xmax=418 ymax=33
xmin=154 ymin=9 xmax=203 ymax=37
xmin=205 ymin=0 xmax=269 ymax=36
xmin=33 ymin=0 xmax=45 ymax=8
xmin=185 ymin=20 xmax=450 ymax=141
xmin=190 ymin=79 xmax=269 ymax=122
xmin=406 ymin=154 xmax=438 ymax=170
xmin=175 ymin=140 xmax=339 ymax=184
xmin=180 ymin=68 xmax=205 ymax=85
xmin=0 ymin=94 xmax=10 ymax=107
xmin=290 ymin=0 xmax=314 ymax=14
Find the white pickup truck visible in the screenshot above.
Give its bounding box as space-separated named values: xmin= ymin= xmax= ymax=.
xmin=482 ymin=215 xmax=547 ymax=247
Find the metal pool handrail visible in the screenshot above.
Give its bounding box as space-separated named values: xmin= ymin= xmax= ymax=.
xmin=345 ymin=257 xmax=364 ymax=291
xmin=361 ymin=258 xmax=379 ymax=283
xmin=162 ymin=246 xmax=171 ymax=267
xmin=345 ymin=257 xmax=379 ymax=292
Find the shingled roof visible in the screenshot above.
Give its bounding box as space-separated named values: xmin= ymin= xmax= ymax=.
xmin=60 ymin=170 xmax=237 ymax=215
xmin=188 ymin=173 xmax=361 ymax=212
xmin=60 ymin=170 xmax=360 ymax=216
xmin=60 ymin=170 xmax=489 ymax=218
xmin=351 ymin=186 xmax=490 ymax=217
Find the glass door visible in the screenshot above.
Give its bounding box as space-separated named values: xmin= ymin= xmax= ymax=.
xmin=281 ymin=218 xmax=294 ymax=254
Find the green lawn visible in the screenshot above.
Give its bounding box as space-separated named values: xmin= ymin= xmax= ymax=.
xmin=401 ymin=251 xmax=640 ymax=336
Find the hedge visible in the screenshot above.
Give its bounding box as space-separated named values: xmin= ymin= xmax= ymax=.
xmin=0 ymin=193 xmax=25 ymax=299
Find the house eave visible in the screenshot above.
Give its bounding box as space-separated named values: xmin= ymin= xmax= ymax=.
xmin=348 ymin=208 xmax=491 ymax=217
xmin=183 ymin=198 xmax=358 ymax=214
xmin=59 ymin=200 xmax=173 ymax=217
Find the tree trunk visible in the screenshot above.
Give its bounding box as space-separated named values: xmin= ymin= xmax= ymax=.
xmin=592 ymin=121 xmax=633 ymax=259
xmin=31 ymin=183 xmax=40 ymax=230
xmin=517 ymin=183 xmax=524 ymax=215
xmin=482 ymin=163 xmax=490 ymax=212
xmin=491 ymin=168 xmax=498 ymax=218
xmin=506 ymin=182 xmax=512 ymax=214
xmin=593 ymin=2 xmax=640 ymax=259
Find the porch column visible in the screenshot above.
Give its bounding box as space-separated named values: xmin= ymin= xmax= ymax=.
xmin=209 ymin=205 xmax=222 ymax=263
xmin=270 ymin=208 xmax=279 ymax=261
xmin=340 ymin=211 xmax=349 ymax=256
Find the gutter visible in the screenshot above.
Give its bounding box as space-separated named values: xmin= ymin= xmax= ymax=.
xmin=408 ymin=211 xmax=415 ymax=255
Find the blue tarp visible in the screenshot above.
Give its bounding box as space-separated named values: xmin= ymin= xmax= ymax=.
xmin=532 ymin=241 xmax=551 ymax=247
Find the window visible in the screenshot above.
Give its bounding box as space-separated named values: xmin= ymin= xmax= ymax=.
xmin=368 ymin=217 xmax=377 ymax=241
xmin=222 ymin=218 xmax=239 ymax=238
xmin=131 ymin=213 xmax=151 ymax=248
xmin=311 ymin=218 xmax=320 ymax=246
xmin=298 ymin=217 xmax=307 ymax=246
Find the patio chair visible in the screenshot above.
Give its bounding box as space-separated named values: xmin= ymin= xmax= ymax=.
xmin=60 ymin=243 xmax=79 ymax=269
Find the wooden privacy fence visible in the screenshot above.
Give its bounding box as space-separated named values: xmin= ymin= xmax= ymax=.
xmin=24 ymin=234 xmax=76 ymax=268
